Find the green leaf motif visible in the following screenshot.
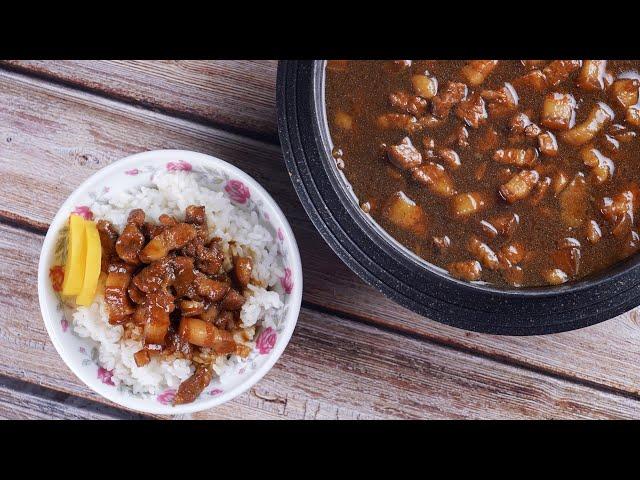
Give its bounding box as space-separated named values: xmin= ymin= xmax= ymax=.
xmin=54 ymin=225 xmax=69 ymax=263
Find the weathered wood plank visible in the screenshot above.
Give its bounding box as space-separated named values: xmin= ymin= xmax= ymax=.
xmin=1 ymin=68 xmax=640 ymax=400
xmin=0 ymin=67 xmax=305 ymax=229
xmin=0 ymin=375 xmax=148 ymax=419
xmin=2 ymin=223 xmax=639 ymax=419
xmin=302 ymin=247 xmax=640 ymax=397
xmin=1 ymin=60 xmax=278 ymax=141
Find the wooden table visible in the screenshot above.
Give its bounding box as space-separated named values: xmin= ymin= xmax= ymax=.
xmin=1 ymin=60 xmax=640 ymax=420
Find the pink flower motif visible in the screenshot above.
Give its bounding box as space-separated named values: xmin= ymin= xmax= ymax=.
xmin=72 ymin=206 xmax=93 ymax=220
xmin=264 ymin=212 xmax=270 ymax=221
xmin=256 ymin=327 xmax=277 ymax=355
xmin=60 ymin=318 xmax=68 ymax=333
xmin=280 ymin=267 xmax=293 ymax=294
xmin=79 ymin=346 xmax=86 ymax=354
xmin=157 ymin=389 xmax=176 ymax=405
xmin=208 ymin=388 xmax=223 ymax=396
xmin=97 ymin=367 xmax=115 ymax=386
xmin=224 ymin=179 xmax=250 ymax=204
xmin=277 ymin=228 xmax=284 ymax=242
xmin=125 ymin=168 xmax=140 ymax=176
xmin=166 ymin=160 xmax=192 ymax=172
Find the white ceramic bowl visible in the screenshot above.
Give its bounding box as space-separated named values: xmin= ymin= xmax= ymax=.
xmin=38 ymin=150 xmax=303 ymax=415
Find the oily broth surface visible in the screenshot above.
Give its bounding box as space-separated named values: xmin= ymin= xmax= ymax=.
xmin=325 ymin=60 xmax=640 ymax=287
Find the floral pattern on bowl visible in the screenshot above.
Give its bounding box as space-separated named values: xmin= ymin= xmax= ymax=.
xmin=38 ymin=150 xmax=302 ymax=415
xmin=224 ymin=179 xmax=251 ymax=204
xmin=256 ymin=327 xmax=277 ymax=355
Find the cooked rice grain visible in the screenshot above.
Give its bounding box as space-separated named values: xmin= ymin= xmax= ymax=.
xmin=72 ymin=170 xmax=285 ymax=396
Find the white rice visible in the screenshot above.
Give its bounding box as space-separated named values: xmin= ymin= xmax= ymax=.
xmin=71 ymin=170 xmax=285 ymax=396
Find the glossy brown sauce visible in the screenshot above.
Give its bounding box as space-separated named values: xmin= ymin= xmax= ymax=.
xmin=325 ymin=60 xmax=640 ymax=287
xmin=98 ymin=205 xmax=254 ymax=404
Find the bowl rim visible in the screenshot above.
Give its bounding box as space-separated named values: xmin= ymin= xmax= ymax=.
xmin=37 ymin=149 xmax=303 ymax=415
xmin=277 ymin=60 xmax=640 ymax=335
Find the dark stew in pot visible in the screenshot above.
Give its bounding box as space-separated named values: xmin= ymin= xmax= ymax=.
xmin=325 ymin=60 xmax=640 ymax=287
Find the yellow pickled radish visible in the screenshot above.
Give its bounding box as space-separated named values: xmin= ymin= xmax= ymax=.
xmin=76 ymin=221 xmax=102 ymax=306
xmin=61 ymin=215 xmax=87 ymax=296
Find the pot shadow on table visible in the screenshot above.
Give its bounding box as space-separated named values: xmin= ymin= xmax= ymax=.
xmin=0 ymin=374 xmax=148 ymax=419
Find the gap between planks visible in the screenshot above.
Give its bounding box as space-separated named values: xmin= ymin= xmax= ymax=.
xmin=302 ymin=299 xmax=640 ymax=404
xmin=0 ymin=374 xmax=150 ymax=420
xmin=3 ymin=204 xmax=639 ymax=407
xmin=1 ymin=63 xmax=639 ymax=406
xmin=0 ymin=62 xmax=280 ymax=146
xmin=3 ymin=219 xmax=640 ymax=419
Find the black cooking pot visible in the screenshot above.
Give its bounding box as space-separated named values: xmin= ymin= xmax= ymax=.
xmin=276 ymin=60 xmax=640 ymax=335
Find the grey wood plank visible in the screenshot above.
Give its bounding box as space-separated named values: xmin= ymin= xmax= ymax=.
xmin=0 ymin=375 xmax=148 ymax=420
xmin=1 ymin=60 xmax=278 ymax=141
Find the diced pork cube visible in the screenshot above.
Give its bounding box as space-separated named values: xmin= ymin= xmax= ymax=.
xmin=543 ymin=60 xmax=581 ymax=87
xmin=461 ymin=60 xmax=499 ymax=86
xmin=561 ymin=102 xmax=614 ymax=146
xmin=541 ymin=92 xmax=576 ymax=131
xmin=411 ymin=162 xmax=457 ymax=197
xmin=499 ymin=170 xmax=540 ymax=203
xmin=387 ymin=137 xmax=422 ymax=170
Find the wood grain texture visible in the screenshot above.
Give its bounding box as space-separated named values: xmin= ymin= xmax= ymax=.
xmin=1 ymin=68 xmax=640 ymax=403
xmin=1 ymin=60 xmax=278 ymax=141
xmin=0 ymin=375 xmax=148 ymax=420
xmin=2 ymin=223 xmax=639 ymax=419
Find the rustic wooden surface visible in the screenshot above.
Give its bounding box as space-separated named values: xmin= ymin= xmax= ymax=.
xmin=1 ymin=60 xmax=640 ymax=419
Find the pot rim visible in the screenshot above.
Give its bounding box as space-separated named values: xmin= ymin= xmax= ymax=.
xmin=277 ymin=59 xmax=640 ymax=335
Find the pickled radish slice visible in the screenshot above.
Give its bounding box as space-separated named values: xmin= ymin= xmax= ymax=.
xmin=62 ymin=215 xmax=87 ymax=296
xmin=76 ymin=221 xmax=102 ymax=306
